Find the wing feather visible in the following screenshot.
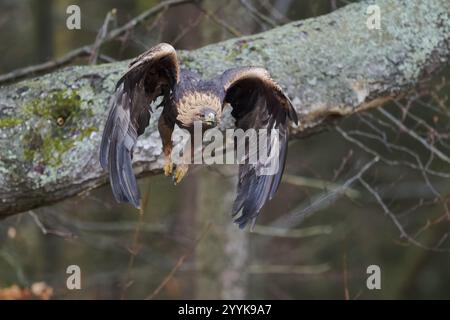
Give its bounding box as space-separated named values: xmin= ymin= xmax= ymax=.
xmin=100 ymin=43 xmax=179 ymax=208
xmin=220 ymin=67 xmax=298 ymax=228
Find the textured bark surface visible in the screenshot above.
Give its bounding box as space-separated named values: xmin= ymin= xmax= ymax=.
xmin=0 ymin=0 xmax=448 ymax=217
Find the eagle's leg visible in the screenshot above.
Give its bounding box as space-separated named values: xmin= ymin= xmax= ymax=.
xmin=173 ymin=141 xmax=193 ymax=185
xmin=158 ymin=112 xmax=175 ymax=176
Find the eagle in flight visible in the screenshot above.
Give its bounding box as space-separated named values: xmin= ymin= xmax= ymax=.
xmin=100 ymin=43 xmax=298 ymax=228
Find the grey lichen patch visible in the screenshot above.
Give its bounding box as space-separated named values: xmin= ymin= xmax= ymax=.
xmin=0 ymin=83 xmax=105 ymax=189
xmin=382 ymin=1 xmax=449 ymax=83
xmin=21 ymin=90 xmax=96 ymax=166
xmin=178 ymin=52 xmax=204 ymax=75
xmin=0 ymin=62 xmax=128 ymax=189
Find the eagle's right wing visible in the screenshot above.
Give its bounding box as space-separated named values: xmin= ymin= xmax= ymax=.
xmin=100 ymin=43 xmax=179 ymax=208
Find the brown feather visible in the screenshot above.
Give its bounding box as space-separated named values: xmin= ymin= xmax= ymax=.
xmin=100 ymin=43 xmax=179 ymax=208
xmin=217 ymin=66 xmax=298 ymax=228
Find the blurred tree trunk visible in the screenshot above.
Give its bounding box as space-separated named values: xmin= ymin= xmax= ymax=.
xmin=32 ymin=0 xmax=54 ymax=63
xmin=195 ymin=167 xmax=248 ymax=299
xmin=171 ymin=172 xmax=199 ymax=298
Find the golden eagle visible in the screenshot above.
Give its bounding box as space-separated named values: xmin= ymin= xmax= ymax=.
xmin=100 ymin=43 xmax=298 ymax=228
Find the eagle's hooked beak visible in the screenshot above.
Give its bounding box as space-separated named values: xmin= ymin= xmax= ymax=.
xmin=200 ymin=108 xmax=217 ymax=127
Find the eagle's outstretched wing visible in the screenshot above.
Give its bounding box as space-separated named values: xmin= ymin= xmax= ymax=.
xmin=220 ymin=67 xmax=298 ymax=228
xmin=100 ymin=43 xmax=179 ymax=208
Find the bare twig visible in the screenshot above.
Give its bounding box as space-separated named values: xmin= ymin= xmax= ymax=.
xmin=239 ymin=0 xmax=277 ymax=29
xmin=275 ymin=157 xmax=379 ymax=227
xmin=358 ymin=177 xmax=449 ymax=252
xmin=28 ymin=211 xmax=76 ymax=239
xmin=0 ymin=46 xmax=92 ymax=85
xmin=145 ymin=222 xmax=212 ymax=300
xmin=248 ymin=263 xmax=330 ymax=274
xmin=89 ymin=9 xmax=117 ymax=65
xmin=196 ymin=5 xmax=242 ymax=37
xmin=104 ymin=0 xmax=195 ymax=43
xmin=260 ymin=0 xmax=291 ymax=24
xmin=0 ymin=0 xmax=195 ymax=84
xmin=378 ymin=108 xmax=450 ymax=164
xmin=342 ymin=251 xmax=350 ymax=300
xmin=282 ymin=173 xmax=361 ymax=199
xmin=251 ymin=224 xmax=332 ymax=238
xmin=332 ymin=149 xmax=354 ymax=181
xmin=171 ymin=13 xmax=205 ymax=46
xmin=120 ymin=188 xmax=150 ymax=299
xmin=336 ymin=126 xmax=450 ymax=178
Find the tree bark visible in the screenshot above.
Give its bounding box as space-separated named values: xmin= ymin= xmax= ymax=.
xmin=195 ymin=168 xmax=248 ymax=299
xmin=0 ymin=0 xmax=448 ymax=217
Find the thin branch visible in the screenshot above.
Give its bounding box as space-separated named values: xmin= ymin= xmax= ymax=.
xmin=336 ymin=126 xmax=450 ymax=178
xmin=239 ymin=0 xmax=277 ymax=29
xmin=248 ymin=263 xmax=330 ymax=274
xmin=196 ymin=5 xmax=243 ymax=37
xmin=332 ymin=149 xmax=354 ymax=181
xmin=89 ymin=9 xmax=117 ymax=65
xmin=104 ymin=0 xmax=196 ymax=43
xmin=0 ymin=46 xmax=92 ymax=85
xmin=28 ymin=211 xmax=76 ymax=239
xmin=342 ymin=251 xmax=350 ymax=300
xmin=277 ymin=157 xmax=379 ymax=227
xmin=145 ymin=222 xmax=212 ymax=300
xmin=0 ymin=0 xmax=195 ymax=84
xmin=120 ymin=187 xmax=151 ymax=299
xmin=260 ymin=0 xmax=291 ymax=24
xmin=282 ymin=173 xmax=361 ymax=199
xmin=358 ymin=177 xmax=449 ymax=252
xmin=251 ymin=224 xmax=332 ymax=238
xmin=378 ymin=108 xmax=450 ymax=164
xmin=171 ymin=12 xmax=205 ymax=46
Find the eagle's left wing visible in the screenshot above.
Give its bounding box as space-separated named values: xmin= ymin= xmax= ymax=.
xmin=220 ymin=67 xmax=298 ymax=228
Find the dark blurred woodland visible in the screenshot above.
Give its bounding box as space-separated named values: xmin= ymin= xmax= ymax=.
xmin=0 ymin=0 xmax=449 ymax=300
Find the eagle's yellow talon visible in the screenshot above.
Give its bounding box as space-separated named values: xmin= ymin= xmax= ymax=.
xmin=173 ymin=165 xmax=188 ymax=185
xmin=163 ymin=162 xmax=173 ymax=176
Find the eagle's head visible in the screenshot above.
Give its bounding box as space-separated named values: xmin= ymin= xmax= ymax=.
xmin=176 ymin=91 xmax=222 ymax=129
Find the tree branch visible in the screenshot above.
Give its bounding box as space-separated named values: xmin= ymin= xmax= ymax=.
xmin=0 ymin=0 xmax=448 ymax=218
xmin=0 ymin=0 xmax=195 ymax=84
